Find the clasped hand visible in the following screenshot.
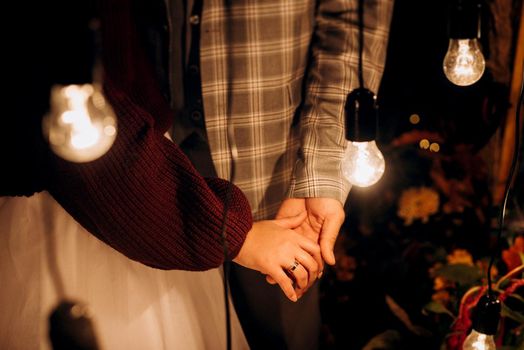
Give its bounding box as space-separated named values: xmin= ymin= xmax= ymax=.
xmin=233 ymin=197 xmax=344 ymax=302
xmin=233 ymin=211 xmax=322 ymax=302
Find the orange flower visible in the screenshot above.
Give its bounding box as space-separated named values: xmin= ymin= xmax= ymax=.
xmin=502 ymin=236 xmax=524 ymax=271
xmin=397 ymin=187 xmax=440 ymax=225
xmin=433 ymin=276 xmax=452 ymax=291
xmin=432 ymin=289 xmax=451 ymax=304
xmin=447 ymin=249 xmax=474 ymax=266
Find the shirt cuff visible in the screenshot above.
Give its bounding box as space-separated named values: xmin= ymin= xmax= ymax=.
xmin=286 ymin=156 xmax=351 ymax=205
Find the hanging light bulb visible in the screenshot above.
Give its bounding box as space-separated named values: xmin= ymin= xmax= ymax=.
xmin=341 ymin=0 xmax=385 ymax=187
xmin=462 ymin=294 xmax=501 ymax=350
xmin=342 ymin=88 xmax=385 ymax=187
xmin=42 ymin=18 xmax=117 ymax=163
xmin=43 ymin=82 xmax=117 ymax=163
xmin=443 ymin=38 xmax=485 ymax=86
xmin=443 ymin=0 xmax=484 ymax=86
xmin=342 ymin=140 xmax=385 ymax=187
xmin=462 ymin=329 xmax=496 ymax=350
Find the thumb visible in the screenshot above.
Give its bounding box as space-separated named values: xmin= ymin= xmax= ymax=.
xmin=274 ymin=210 xmax=307 ymax=229
xmin=319 ymin=218 xmax=341 ymax=265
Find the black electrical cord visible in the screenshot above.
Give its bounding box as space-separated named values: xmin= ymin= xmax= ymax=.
xmin=218 ymin=1 xmax=236 ymax=349
xmin=487 ymin=68 xmax=524 ymax=296
xmin=357 ymin=0 xmax=365 ymax=89
xmin=219 ymin=166 xmax=234 ymax=350
xmin=345 ymin=0 xmax=378 ymax=144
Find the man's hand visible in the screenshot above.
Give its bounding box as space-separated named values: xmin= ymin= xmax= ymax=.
xmin=277 ymin=197 xmax=345 ymax=265
xmin=276 ymin=198 xmax=318 ymax=242
xmin=303 ymin=197 xmax=345 ymax=265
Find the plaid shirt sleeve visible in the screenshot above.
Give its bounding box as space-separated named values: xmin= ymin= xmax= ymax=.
xmin=287 ymin=0 xmax=394 ymax=204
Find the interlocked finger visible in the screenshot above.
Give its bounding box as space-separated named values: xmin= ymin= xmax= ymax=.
xmin=288 ymin=260 xmax=300 ymax=272
xmin=286 ymin=259 xmax=308 ymax=290
xmin=293 ymin=250 xmax=320 ymax=289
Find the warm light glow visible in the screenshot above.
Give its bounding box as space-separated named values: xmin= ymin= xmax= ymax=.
xmin=43 ymin=84 xmax=117 ymax=163
xmin=419 ymin=139 xmax=430 ymax=149
xmin=430 ymin=143 xmax=440 ymax=152
xmin=71 ymin=125 xmax=100 ymax=149
xmin=104 ymin=125 xmax=116 ymax=136
xmin=462 ymin=329 xmax=496 ymax=350
xmin=443 ymin=39 xmax=485 ymax=86
xmin=342 ymin=141 xmax=385 ymax=187
xmin=409 ymin=114 xmax=420 ymax=124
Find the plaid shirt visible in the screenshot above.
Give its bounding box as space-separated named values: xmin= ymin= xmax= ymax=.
xmin=196 ymin=0 xmax=393 ymax=220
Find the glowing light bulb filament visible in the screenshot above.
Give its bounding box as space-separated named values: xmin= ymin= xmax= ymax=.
xmin=443 ymin=39 xmax=485 ymax=86
xmin=463 ymin=329 xmax=496 ymax=350
xmin=354 ymin=144 xmax=377 ymax=184
xmin=342 ymin=141 xmax=385 ymax=187
xmin=44 ymin=84 xmax=117 ymax=163
xmin=455 ymin=41 xmax=475 ymax=75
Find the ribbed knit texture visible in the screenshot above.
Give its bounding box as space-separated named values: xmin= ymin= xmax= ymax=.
xmin=4 ymin=0 xmax=253 ymax=270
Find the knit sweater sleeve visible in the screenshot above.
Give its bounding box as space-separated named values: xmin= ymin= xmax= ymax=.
xmin=47 ymin=78 xmax=253 ymax=271
xmin=5 ymin=0 xmax=254 ymax=271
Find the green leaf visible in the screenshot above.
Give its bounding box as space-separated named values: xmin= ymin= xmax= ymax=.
xmin=361 ymin=330 xmax=401 ymax=350
xmin=436 ymin=264 xmax=483 ymax=285
xmin=505 ymin=293 xmax=524 ymax=304
xmin=501 ymin=303 xmax=524 ymax=324
xmin=423 ymin=301 xmax=456 ymax=319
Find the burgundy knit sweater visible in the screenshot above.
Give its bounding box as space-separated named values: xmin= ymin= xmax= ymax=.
xmin=2 ymin=0 xmax=253 ymax=271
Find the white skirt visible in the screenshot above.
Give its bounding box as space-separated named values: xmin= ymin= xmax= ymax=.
xmin=0 ymin=192 xmax=249 ymax=350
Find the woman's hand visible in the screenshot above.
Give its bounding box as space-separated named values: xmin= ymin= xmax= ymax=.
xmin=232 ymin=211 xmax=322 ymax=302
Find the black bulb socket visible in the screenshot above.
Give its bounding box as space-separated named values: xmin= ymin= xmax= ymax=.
xmin=448 ymin=0 xmax=481 ymax=39
xmin=345 ymin=88 xmax=378 ymax=142
xmin=472 ymin=294 xmax=501 ymax=336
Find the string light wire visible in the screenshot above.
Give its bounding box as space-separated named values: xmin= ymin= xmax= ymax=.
xmin=219 ymin=1 xmax=236 ymax=349
xmin=487 ymin=68 xmax=523 ymax=295
xmin=358 ymin=0 xmax=365 ymax=89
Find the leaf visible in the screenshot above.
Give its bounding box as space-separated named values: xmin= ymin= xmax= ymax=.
xmin=361 ymin=330 xmax=401 ymax=350
xmin=501 ymin=303 xmax=524 ymax=324
xmin=386 ymin=295 xmax=432 ymax=337
xmin=505 ymin=293 xmax=524 ymax=304
xmin=436 ymin=264 xmax=483 ymax=285
xmin=423 ymin=301 xmax=456 ymax=319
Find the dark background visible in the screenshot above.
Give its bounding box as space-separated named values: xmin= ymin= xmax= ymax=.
xmin=319 ymin=0 xmax=523 ymax=349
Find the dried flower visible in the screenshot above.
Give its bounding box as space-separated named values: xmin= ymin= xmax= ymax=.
xmin=502 ymin=236 xmax=524 ymax=272
xmin=434 ymin=276 xmax=452 ymax=291
xmin=447 ymin=249 xmax=474 ymax=266
xmin=431 ymin=289 xmax=451 ymax=304
xmin=397 ymin=187 xmax=440 ymax=225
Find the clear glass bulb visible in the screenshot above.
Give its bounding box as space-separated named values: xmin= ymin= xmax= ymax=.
xmin=342 ymin=141 xmax=385 ymax=187
xmin=462 ymin=329 xmax=496 ymax=350
xmin=443 ymin=38 xmax=485 ymax=86
xmin=43 ymin=83 xmax=117 ymax=163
